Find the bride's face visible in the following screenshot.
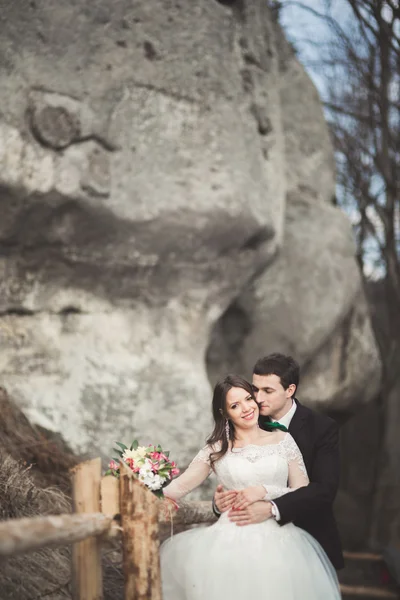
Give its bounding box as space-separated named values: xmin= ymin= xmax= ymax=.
xmin=225 ymin=387 xmax=259 ymax=430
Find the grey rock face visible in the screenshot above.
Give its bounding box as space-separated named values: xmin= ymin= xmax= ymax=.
xmin=0 ymin=0 xmax=284 ymax=464
xmin=207 ymin=196 xmax=381 ymax=413
xmin=0 ymin=1 xmax=380 ymax=467
xmin=275 ymin=25 xmax=337 ymax=205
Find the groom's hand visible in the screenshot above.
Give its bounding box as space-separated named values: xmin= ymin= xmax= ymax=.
xmin=215 ymin=484 xmax=238 ymax=513
xmin=232 ymin=486 xmax=266 ymax=510
xmin=228 ymin=501 xmax=273 ymax=526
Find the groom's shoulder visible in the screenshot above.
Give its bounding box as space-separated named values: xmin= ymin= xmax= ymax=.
xmin=296 ymin=400 xmax=338 ymax=433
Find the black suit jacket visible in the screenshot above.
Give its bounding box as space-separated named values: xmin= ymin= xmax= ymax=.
xmin=261 ymin=399 xmax=344 ymax=570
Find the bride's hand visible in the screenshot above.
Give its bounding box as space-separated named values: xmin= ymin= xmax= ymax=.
xmin=232 ymin=486 xmax=265 ymax=510
xmin=215 ymin=485 xmax=238 ymax=513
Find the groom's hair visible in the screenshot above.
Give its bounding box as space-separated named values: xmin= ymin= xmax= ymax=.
xmin=253 ymin=353 xmax=299 ymax=394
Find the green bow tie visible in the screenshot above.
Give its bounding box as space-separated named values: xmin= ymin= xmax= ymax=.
xmin=264 ymin=420 xmax=288 ymax=433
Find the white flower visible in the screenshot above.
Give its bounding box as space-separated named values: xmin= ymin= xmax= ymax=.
xmin=147 ymin=474 xmax=163 ymax=491
xmin=122 ymin=446 xmax=148 ymax=463
xmin=138 ymin=471 xmax=163 ymax=491
xmin=138 ymin=459 xmax=153 ymax=477
xmin=136 ymin=446 xmax=148 ymax=458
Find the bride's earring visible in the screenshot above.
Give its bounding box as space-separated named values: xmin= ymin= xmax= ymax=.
xmin=225 ymin=419 xmax=230 ymax=440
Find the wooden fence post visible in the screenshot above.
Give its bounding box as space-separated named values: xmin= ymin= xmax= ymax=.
xmin=119 ymin=464 xmax=162 ymax=600
xmin=100 ymin=475 xmax=120 ymax=518
xmin=71 ymin=458 xmax=103 ymax=600
xmin=100 ymin=475 xmax=120 ymax=538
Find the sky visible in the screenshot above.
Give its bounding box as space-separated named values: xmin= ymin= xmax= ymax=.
xmin=279 ymin=0 xmax=352 ymax=99
xmin=278 ymin=0 xmax=392 ymax=279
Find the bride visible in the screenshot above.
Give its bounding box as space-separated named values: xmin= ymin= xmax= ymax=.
xmin=161 ymin=374 xmax=341 ymax=600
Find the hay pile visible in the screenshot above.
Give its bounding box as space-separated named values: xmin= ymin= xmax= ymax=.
xmin=0 ymin=388 xmax=124 ymax=600
xmin=0 ymin=454 xmax=72 ymax=599
xmin=0 ymin=387 xmax=79 ymax=492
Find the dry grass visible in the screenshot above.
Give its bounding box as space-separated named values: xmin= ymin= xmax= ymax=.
xmin=0 ymin=387 xmax=124 ymax=600
xmin=0 ymin=454 xmax=72 ymax=599
xmin=0 ymin=386 xmax=79 ymax=493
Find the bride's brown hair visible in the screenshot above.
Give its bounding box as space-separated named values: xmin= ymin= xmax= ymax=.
xmin=206 ymin=374 xmax=256 ymax=469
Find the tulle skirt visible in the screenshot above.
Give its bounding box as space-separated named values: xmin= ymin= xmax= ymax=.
xmin=161 ymin=512 xmax=341 ymax=600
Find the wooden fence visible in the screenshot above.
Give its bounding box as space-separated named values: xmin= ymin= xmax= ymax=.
xmin=0 ymin=458 xmax=216 ymax=600
xmin=1 ymin=459 xmax=397 ymax=599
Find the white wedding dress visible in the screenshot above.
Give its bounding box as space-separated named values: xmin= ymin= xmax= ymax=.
xmin=161 ymin=432 xmax=340 ymax=600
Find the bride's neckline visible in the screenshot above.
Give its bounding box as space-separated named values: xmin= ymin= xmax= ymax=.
xmin=230 ymin=435 xmax=286 ymax=451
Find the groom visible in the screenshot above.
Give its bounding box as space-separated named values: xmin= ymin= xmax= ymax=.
xmin=214 ymin=353 xmax=344 ymax=570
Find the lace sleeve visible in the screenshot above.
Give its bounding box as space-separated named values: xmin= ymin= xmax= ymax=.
xmin=285 ymin=433 xmax=309 ymax=487
xmin=163 ymin=446 xmax=212 ymax=501
xmin=263 ymin=434 xmax=309 ymax=500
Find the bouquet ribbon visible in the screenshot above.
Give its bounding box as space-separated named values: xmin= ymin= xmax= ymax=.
xmin=162 ymin=497 xmax=179 ymax=538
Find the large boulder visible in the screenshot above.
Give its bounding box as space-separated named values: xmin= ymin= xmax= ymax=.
xmin=207 ymin=194 xmax=381 ymax=413
xmin=0 ymin=0 xmax=287 ymax=464
xmin=0 ymin=0 xmax=380 ymax=470
xmin=275 ymin=21 xmax=336 ymax=205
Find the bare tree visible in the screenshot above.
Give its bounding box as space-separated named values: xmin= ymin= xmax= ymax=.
xmin=278 ymin=0 xmax=400 ymax=549
xmin=278 ymin=1 xmax=399 ymax=295
xmin=278 ymin=0 xmax=400 ymax=379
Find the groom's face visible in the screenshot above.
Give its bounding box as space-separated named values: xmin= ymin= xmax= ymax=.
xmin=252 ymin=373 xmax=294 ymax=419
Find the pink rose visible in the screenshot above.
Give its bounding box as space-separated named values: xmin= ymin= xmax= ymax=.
xmin=109 ymin=460 xmax=119 ymax=471
xmin=125 ymin=457 xmax=139 ymax=472
xmin=171 ymin=467 xmax=180 ymax=476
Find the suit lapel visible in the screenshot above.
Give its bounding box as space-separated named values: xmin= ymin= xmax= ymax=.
xmin=288 ymin=399 xmax=307 ymax=437
xmin=288 ymin=399 xmax=312 ymax=471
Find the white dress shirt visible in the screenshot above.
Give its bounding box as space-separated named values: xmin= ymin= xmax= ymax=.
xmin=268 ymin=400 xmax=297 ymax=521
xmin=271 ymin=399 xmax=297 ymax=429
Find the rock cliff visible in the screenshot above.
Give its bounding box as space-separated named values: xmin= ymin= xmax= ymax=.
xmin=0 ymin=1 xmax=380 ymax=466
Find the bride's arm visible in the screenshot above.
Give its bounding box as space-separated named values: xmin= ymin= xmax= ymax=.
xmin=272 ymin=418 xmax=339 ymax=524
xmin=262 ymin=434 xmax=309 ymax=500
xmin=232 ymin=435 xmax=309 ymax=509
xmin=163 ymin=446 xmax=212 ymax=502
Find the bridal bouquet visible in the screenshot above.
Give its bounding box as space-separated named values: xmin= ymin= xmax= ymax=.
xmin=105 ymin=439 xmax=180 ymax=499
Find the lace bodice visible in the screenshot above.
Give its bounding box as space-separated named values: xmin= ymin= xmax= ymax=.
xmin=164 ymin=433 xmax=309 ymax=501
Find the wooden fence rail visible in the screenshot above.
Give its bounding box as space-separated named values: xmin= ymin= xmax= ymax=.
xmin=0 ymin=512 xmax=112 ymax=558
xmin=0 ymin=458 xmax=216 ymax=600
